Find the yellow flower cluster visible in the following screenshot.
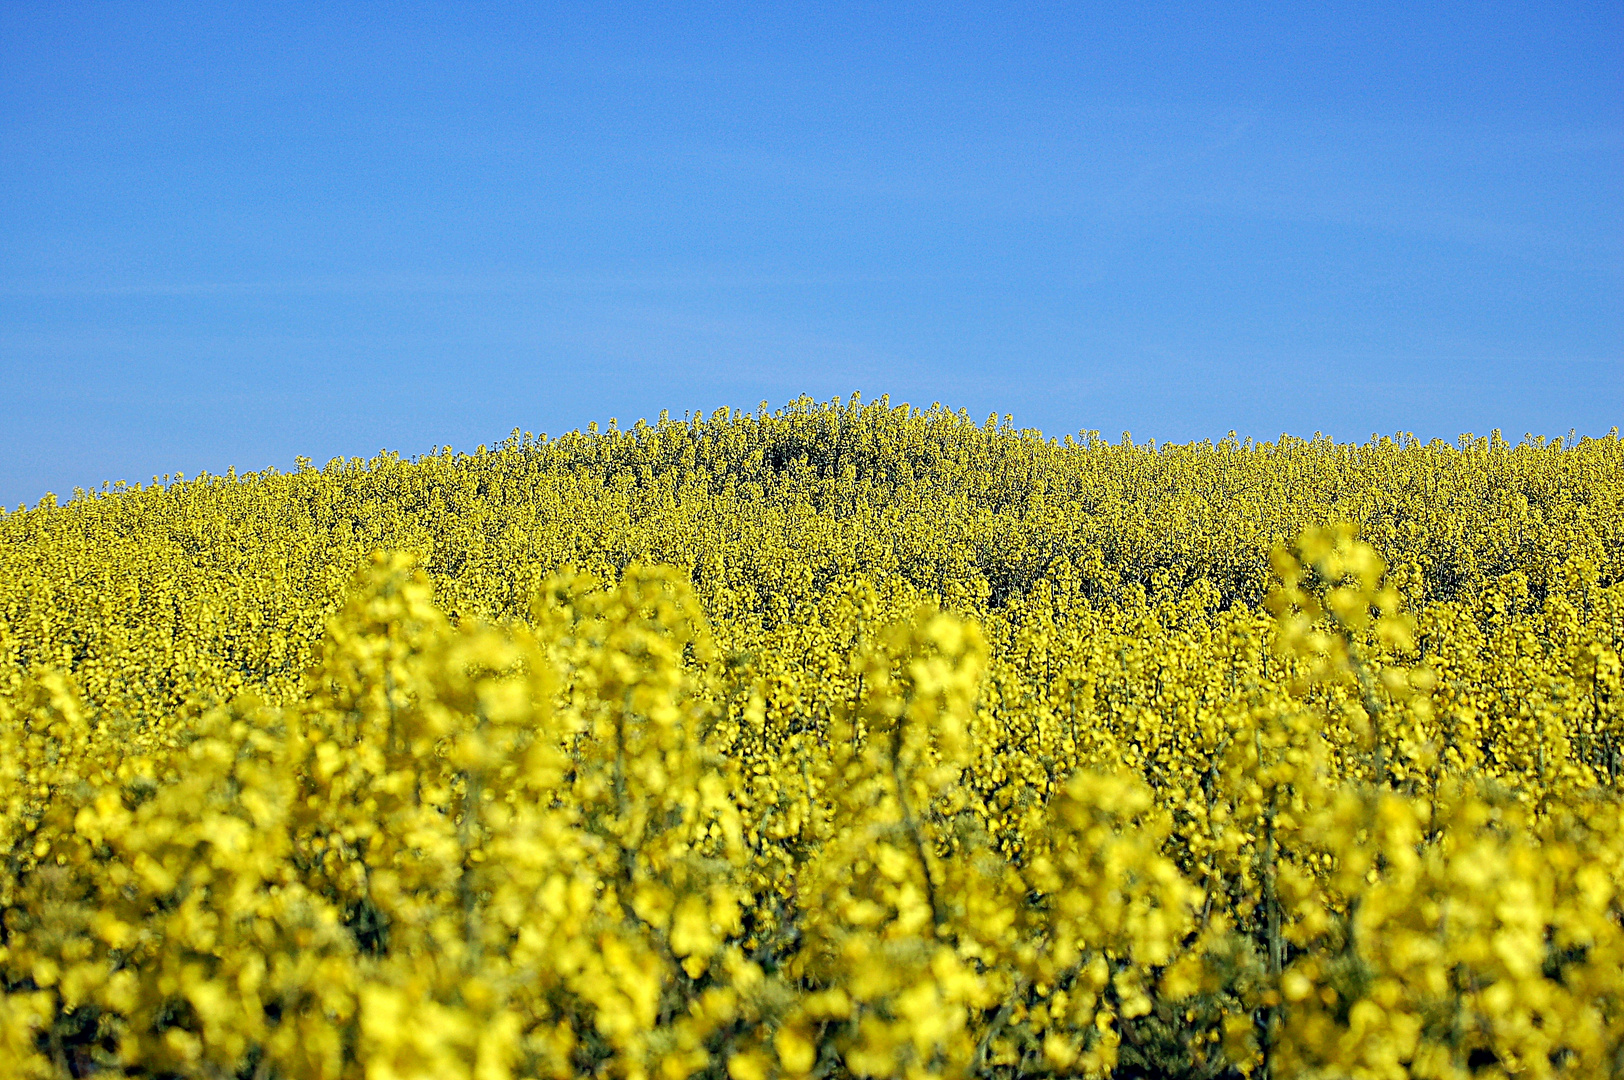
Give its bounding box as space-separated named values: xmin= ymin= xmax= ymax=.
xmin=1 ymin=396 xmax=1621 ymax=1078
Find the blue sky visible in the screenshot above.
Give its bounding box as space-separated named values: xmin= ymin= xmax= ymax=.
xmin=2 ymin=2 xmax=1620 ymax=506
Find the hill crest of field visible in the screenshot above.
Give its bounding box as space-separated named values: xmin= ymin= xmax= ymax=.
xmin=3 ymin=396 xmax=1619 ymax=718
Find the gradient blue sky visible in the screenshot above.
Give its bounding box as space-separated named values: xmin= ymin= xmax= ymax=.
xmin=2 ymin=2 xmax=1620 ymax=506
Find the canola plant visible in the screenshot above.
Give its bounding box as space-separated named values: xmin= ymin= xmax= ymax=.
xmin=0 ymin=395 xmax=1621 ymax=1080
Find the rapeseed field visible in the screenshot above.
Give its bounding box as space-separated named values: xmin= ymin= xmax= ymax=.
xmin=2 ymin=395 xmax=1621 ymax=1079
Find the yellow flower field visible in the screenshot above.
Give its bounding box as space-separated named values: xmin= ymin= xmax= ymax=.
xmin=1 ymin=395 xmax=1621 ymax=1079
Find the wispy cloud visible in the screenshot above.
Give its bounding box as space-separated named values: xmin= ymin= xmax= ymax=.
xmin=0 ymin=267 xmax=986 ymax=300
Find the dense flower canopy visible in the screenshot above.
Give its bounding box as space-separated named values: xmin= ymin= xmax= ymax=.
xmin=1 ymin=396 xmax=1621 ymax=1079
